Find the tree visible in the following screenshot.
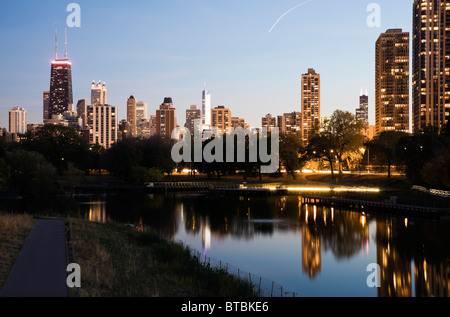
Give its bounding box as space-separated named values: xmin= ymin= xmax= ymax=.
xmin=279 ymin=134 xmax=306 ymax=179
xmin=21 ymin=124 xmax=94 ymax=173
xmin=307 ymin=130 xmax=337 ymax=179
xmin=321 ymin=111 xmax=365 ymax=176
xmin=369 ymin=131 xmax=409 ymax=178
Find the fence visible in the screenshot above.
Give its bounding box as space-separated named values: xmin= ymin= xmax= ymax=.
xmin=183 ymin=245 xmax=297 ymax=297
xmin=412 ymin=185 xmax=450 ymax=198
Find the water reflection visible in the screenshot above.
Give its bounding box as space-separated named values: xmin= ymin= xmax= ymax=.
xmin=1 ymin=193 xmax=449 ymax=297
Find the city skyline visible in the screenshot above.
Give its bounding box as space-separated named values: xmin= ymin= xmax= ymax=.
xmin=0 ymin=1 xmax=413 ymax=130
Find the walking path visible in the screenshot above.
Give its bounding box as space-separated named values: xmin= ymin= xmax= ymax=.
xmin=0 ymin=219 xmax=69 ymax=297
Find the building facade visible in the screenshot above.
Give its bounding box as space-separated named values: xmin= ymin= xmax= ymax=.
xmin=91 ymin=81 xmax=107 ymax=105
xmin=88 ymin=104 xmax=118 ymax=149
xmin=375 ymin=29 xmax=410 ymax=135
xmin=202 ymin=87 xmax=212 ymax=126
xmin=156 ymin=97 xmax=177 ymax=138
xmin=356 ymin=91 xmax=369 ymax=126
xmin=211 ymin=106 xmax=232 ymax=133
xmin=9 ymin=107 xmax=27 ymax=134
xmin=413 ymin=0 xmax=450 ymax=133
xmin=127 ymin=95 xmax=137 ymax=137
xmin=185 ymin=105 xmax=201 ymax=133
xmin=301 ymin=68 xmax=320 ymax=144
xmin=49 ymin=59 xmax=73 ymax=119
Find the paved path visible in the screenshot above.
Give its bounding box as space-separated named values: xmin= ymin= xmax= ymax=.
xmin=0 ymin=219 xmax=69 ymax=297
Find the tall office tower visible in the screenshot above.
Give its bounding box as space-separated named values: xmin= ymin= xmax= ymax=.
xmin=49 ymin=29 xmax=73 ymax=119
xmin=356 ymin=89 xmax=369 ymax=126
xmin=76 ymin=99 xmax=88 ymax=129
xmin=9 ymin=107 xmax=27 ymax=134
xmin=262 ymin=114 xmax=277 ymax=132
xmin=156 ymin=97 xmax=177 ymax=138
xmin=136 ymin=101 xmax=148 ymax=122
xmin=202 ymin=84 xmax=212 ymax=126
xmin=375 ymin=29 xmax=410 ymax=135
xmin=127 ymin=95 xmax=137 ymax=137
xmin=413 ymin=0 xmax=450 ymax=133
xmin=91 ymin=81 xmax=107 ymax=105
xmin=301 ymin=68 xmax=320 ymax=144
xmin=43 ymin=91 xmax=50 ymax=122
xmin=87 ymin=104 xmax=117 ymax=149
xmin=185 ymin=105 xmax=202 ymax=133
xmin=211 ymin=106 xmax=232 ymax=133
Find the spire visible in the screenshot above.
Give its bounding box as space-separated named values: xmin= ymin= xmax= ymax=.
xmin=64 ymin=28 xmax=68 ymax=59
xmin=55 ymin=25 xmax=58 ymax=60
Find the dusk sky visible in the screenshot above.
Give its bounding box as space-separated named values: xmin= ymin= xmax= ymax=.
xmin=0 ymin=0 xmax=413 ymax=130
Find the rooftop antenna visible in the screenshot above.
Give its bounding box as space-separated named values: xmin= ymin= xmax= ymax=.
xmin=55 ymin=24 xmax=58 ymax=60
xmin=64 ymin=28 xmax=68 ymax=59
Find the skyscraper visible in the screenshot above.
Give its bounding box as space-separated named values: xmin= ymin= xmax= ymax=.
xmin=91 ymin=81 xmax=107 ymax=105
xmin=9 ymin=107 xmax=27 ymax=134
xmin=413 ymin=0 xmax=450 ymax=133
xmin=156 ymin=97 xmax=177 ymax=138
xmin=262 ymin=114 xmax=277 ymax=132
xmin=356 ymin=89 xmax=369 ymax=126
xmin=375 ymin=29 xmax=410 ymax=135
xmin=202 ymin=84 xmax=212 ymax=126
xmin=185 ymin=105 xmax=201 ymax=133
xmin=127 ymin=95 xmax=137 ymax=137
xmin=136 ymin=101 xmax=148 ymax=122
xmin=48 ymin=29 xmax=73 ymax=119
xmin=211 ymin=106 xmax=232 ymax=133
xmin=301 ymin=68 xmax=320 ymax=144
xmin=87 ymin=104 xmax=117 ymax=149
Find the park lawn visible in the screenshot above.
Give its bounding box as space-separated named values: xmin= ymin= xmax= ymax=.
xmin=0 ymin=213 xmax=35 ymax=290
xmin=69 ymin=218 xmax=256 ymax=297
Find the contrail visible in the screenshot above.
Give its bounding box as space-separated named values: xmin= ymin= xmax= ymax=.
xmin=268 ymin=0 xmax=313 ymax=33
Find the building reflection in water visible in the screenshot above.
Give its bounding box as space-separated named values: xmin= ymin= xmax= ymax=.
xmin=88 ymin=202 xmax=107 ymax=223
xmin=377 ymin=218 xmax=450 ymax=297
xmin=167 ymin=194 xmax=450 ymax=297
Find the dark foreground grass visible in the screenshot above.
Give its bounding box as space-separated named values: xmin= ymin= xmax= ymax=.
xmin=69 ymin=218 xmax=257 ymax=297
xmin=0 ymin=213 xmax=35 ymax=290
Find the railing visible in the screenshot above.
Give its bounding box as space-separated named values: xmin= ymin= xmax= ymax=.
xmin=182 ymin=244 xmax=297 ymax=297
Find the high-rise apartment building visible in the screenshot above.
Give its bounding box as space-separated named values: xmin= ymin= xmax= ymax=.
xmin=284 ymin=112 xmax=302 ymax=135
xmin=301 ymin=68 xmax=320 ymax=144
xmin=356 ymin=90 xmax=369 ymax=126
xmin=202 ymin=85 xmax=212 ymax=126
xmin=91 ymin=81 xmax=107 ymax=105
xmin=156 ymin=97 xmax=177 ymax=138
xmin=231 ymin=117 xmax=248 ymax=130
xmin=375 ymin=29 xmax=410 ymax=135
xmin=262 ymin=114 xmax=277 ymax=132
xmin=127 ymin=95 xmax=137 ymax=137
xmin=185 ymin=105 xmax=201 ymax=133
xmin=413 ymin=0 xmax=450 ymax=133
xmin=211 ymin=106 xmax=232 ymax=133
xmin=48 ymin=29 xmax=73 ymax=119
xmin=87 ymin=104 xmax=117 ymax=149
xmin=9 ymin=107 xmax=27 ymax=134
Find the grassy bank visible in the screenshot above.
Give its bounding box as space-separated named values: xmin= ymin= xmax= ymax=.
xmin=69 ymin=218 xmax=257 ymax=297
xmin=0 ymin=213 xmax=35 ymax=290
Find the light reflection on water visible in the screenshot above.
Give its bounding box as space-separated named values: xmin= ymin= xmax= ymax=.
xmin=1 ymin=193 xmax=449 ymax=297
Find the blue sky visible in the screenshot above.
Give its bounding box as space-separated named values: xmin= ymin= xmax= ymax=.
xmin=0 ymin=0 xmax=413 ymax=130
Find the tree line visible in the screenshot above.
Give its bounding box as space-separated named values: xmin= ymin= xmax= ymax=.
xmin=0 ymin=111 xmax=448 ymax=196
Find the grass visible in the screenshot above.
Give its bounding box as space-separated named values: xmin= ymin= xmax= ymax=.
xmin=0 ymin=213 xmax=35 ymax=290
xmin=69 ymin=218 xmax=257 ymax=297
